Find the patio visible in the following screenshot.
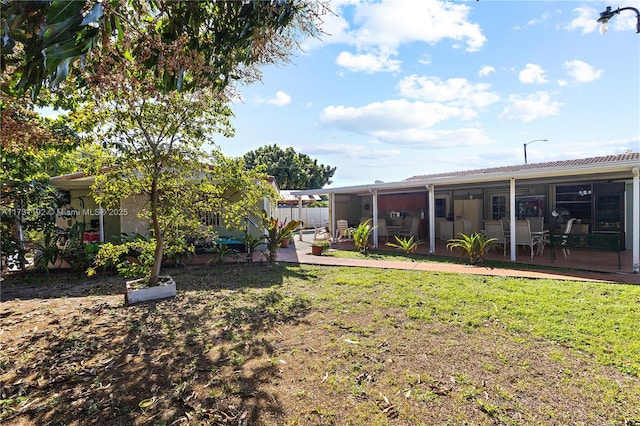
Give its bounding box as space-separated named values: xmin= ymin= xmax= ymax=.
xmin=278 ymin=231 xmax=640 ymax=285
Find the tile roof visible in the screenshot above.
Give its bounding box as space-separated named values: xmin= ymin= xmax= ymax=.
xmin=405 ymin=152 xmax=640 ymax=181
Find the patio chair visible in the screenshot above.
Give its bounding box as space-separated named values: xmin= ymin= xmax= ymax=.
xmin=526 ymin=216 xmax=548 ymax=254
xmin=484 ymin=219 xmax=508 ymax=256
xmin=377 ymin=222 xmax=390 ymax=243
xmin=398 ymin=217 xmax=420 ymax=239
xmin=525 ymin=216 xmax=544 ymax=233
xmin=313 ymin=225 xmax=331 ymax=242
xmin=561 ymin=218 xmax=576 ymax=257
xmin=514 ymin=219 xmax=543 ymax=259
xmin=335 ymin=219 xmax=351 ymax=241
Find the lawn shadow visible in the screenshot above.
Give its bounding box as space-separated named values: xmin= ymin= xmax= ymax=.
xmin=0 ymin=263 xmax=292 ymax=302
xmin=1 ymin=268 xmax=311 ymax=425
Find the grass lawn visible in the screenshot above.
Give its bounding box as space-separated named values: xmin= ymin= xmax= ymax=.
xmin=1 ymin=264 xmax=639 ymax=425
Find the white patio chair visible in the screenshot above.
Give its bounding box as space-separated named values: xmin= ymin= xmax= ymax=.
xmin=525 ymin=216 xmax=544 ymax=233
xmin=377 ymin=222 xmax=390 ymax=243
xmin=484 ymin=219 xmax=508 ymax=256
xmin=313 ymin=225 xmax=331 ymax=242
xmin=398 ymin=217 xmax=420 ymax=239
xmin=561 ymin=218 xmax=576 ymax=257
xmin=335 ymin=219 xmax=351 ymax=241
xmin=515 ymin=219 xmax=543 ymax=259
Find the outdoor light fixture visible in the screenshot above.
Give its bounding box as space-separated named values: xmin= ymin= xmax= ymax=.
xmin=597 ymin=6 xmax=640 ymax=34
xmin=523 ymin=139 xmax=547 ymax=164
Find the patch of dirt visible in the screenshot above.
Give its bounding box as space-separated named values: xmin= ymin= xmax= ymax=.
xmin=1 ymin=267 xmax=639 ymax=425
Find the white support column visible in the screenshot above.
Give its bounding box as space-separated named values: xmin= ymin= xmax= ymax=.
xmin=633 ymin=167 xmax=639 ymax=273
xmin=297 ymin=196 xmax=303 ymax=241
xmin=509 ymin=178 xmax=516 ymax=262
xmin=330 ymin=193 xmax=336 ymax=241
xmin=428 ymin=185 xmax=435 ymax=254
xmin=99 ymin=205 xmax=105 ymax=243
xmin=371 ymin=189 xmax=379 ymax=248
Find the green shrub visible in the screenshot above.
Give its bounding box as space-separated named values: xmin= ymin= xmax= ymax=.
xmin=386 ymin=235 xmax=423 ymax=257
xmin=352 ymin=220 xmax=373 ymax=254
xmin=447 ymin=232 xmax=496 ymax=265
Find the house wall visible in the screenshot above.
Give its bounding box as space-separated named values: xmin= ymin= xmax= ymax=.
xmin=55 ymin=190 xmax=94 ymax=230
xmin=120 ymin=194 xmax=150 ymax=237
xmin=334 ymin=195 xmax=362 ymax=226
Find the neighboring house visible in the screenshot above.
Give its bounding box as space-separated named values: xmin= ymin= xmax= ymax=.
xmin=49 ymin=172 xmax=279 ymax=245
xmin=292 ymin=153 xmax=640 ymax=273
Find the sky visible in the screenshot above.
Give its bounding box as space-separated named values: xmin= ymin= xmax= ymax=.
xmin=216 ymin=0 xmax=640 ymax=189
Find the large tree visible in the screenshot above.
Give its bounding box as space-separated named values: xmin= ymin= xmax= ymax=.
xmin=243 ymin=144 xmax=336 ymax=189
xmin=2 ymin=1 xmax=326 ymax=283
xmin=1 ymin=0 xmax=327 ymax=97
xmin=75 ymin=87 xmax=276 ymax=285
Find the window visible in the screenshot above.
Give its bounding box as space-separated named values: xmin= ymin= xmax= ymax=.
xmin=434 ymin=198 xmax=447 ymax=218
xmin=491 ymin=195 xmax=507 ymax=220
xmin=200 ymin=211 xmax=222 ymax=228
xmin=555 ymin=183 xmax=592 ymax=222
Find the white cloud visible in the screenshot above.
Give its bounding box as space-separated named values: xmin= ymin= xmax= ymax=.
xmin=418 ymin=54 xmax=431 ymax=66
xmin=321 ymin=99 xmax=469 ymax=133
xmin=565 ymin=7 xmax=599 ymax=34
xmin=528 ymin=12 xmax=550 ymax=26
xmin=300 ymin=143 xmax=400 ymax=159
xmin=350 ymin=0 xmax=485 ymax=52
xmin=398 ymin=75 xmax=500 ymax=108
xmin=336 ymin=51 xmax=401 ymax=73
xmin=319 ymin=99 xmax=493 ymax=147
xmin=369 ymin=127 xmax=493 ymax=147
xmin=564 ymin=60 xmax=603 ymax=83
xmin=498 ymin=92 xmax=561 ymax=122
xmin=519 ymin=64 xmax=548 ymax=84
xmin=478 ymin=65 xmax=495 ymax=77
xmin=312 ymin=0 xmax=486 ymax=73
xmin=261 ymin=91 xmax=291 ymax=106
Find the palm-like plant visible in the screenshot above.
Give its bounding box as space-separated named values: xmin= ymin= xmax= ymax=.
xmin=353 ymin=220 xmax=374 ymax=254
xmin=386 ymin=235 xmax=423 ymax=257
xmin=447 ymin=232 xmax=496 ymax=265
xmin=265 ymin=217 xmax=303 ymax=263
xmin=243 ymin=232 xmax=267 ymax=265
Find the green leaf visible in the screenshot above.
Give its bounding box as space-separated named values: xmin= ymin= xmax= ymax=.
xmin=80 ymin=3 xmax=104 ymax=27
xmin=50 ymin=57 xmax=71 ymax=87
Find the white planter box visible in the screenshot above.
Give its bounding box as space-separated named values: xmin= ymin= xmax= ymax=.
xmin=125 ymin=275 xmax=176 ymax=304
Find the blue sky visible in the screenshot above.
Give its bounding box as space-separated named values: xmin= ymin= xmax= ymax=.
xmin=218 ymin=0 xmax=640 ymax=188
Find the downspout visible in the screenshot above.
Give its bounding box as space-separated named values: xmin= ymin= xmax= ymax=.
xmin=633 ymin=167 xmax=639 ymax=273
xmin=510 ymin=178 xmax=516 ymax=262
xmin=370 ymin=189 xmax=378 ymax=248
xmin=427 ymin=184 xmax=435 ymax=254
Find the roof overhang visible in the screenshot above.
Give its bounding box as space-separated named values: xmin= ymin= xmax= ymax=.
xmin=291 ymin=158 xmax=640 ymax=197
xmin=49 ymin=172 xmax=95 ymax=190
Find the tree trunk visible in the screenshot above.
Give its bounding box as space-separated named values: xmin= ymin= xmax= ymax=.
xmin=149 ymin=179 xmax=163 ymax=286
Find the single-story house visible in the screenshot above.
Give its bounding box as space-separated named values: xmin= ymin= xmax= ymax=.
xmin=49 ymin=172 xmax=279 ymax=247
xmin=291 ymin=153 xmax=640 ymax=273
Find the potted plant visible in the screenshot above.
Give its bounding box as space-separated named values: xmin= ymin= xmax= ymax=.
xmin=311 ymin=239 xmax=331 ymax=255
